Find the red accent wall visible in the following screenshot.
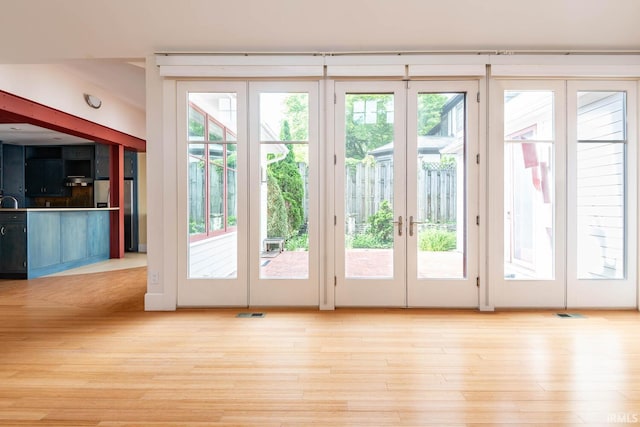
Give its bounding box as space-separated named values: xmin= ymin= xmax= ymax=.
xmin=0 ymin=90 xmax=145 ymax=152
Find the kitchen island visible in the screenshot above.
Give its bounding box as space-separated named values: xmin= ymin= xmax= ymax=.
xmin=0 ymin=207 xmax=117 ymax=279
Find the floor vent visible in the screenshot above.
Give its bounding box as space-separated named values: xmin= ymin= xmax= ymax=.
xmin=237 ymin=312 xmax=266 ymax=318
xmin=555 ymin=313 xmax=584 ymax=318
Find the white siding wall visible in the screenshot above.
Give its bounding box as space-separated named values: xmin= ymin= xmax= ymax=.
xmin=189 ymin=232 xmax=238 ymax=278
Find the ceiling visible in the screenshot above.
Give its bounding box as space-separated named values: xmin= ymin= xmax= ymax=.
xmin=0 ymin=124 xmax=94 ymax=145
xmin=0 ymin=0 xmax=638 ymax=63
xmin=0 ymin=0 xmax=638 ymax=145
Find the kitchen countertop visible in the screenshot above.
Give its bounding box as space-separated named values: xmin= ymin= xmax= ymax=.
xmin=0 ymin=207 xmax=120 ymax=212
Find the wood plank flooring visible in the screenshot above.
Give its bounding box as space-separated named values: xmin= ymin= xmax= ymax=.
xmin=1 ymin=268 xmax=640 ymax=426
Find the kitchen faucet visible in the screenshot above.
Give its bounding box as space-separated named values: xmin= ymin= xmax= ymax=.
xmin=0 ymin=195 xmax=19 ymax=209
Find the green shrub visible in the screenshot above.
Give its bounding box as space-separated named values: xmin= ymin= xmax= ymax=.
xmin=189 ymin=221 xmax=205 ymax=235
xmin=266 ymin=171 xmax=288 ymax=239
xmin=366 ymin=200 xmax=394 ymax=246
xmin=285 ymin=233 xmax=309 ymax=251
xmin=268 ymin=124 xmax=305 ymax=238
xmin=351 ymin=233 xmax=390 ymax=249
xmin=418 ymin=227 xmax=456 ymax=251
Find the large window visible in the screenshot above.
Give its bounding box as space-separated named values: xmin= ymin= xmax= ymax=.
xmin=188 ymin=101 xmax=237 ymax=241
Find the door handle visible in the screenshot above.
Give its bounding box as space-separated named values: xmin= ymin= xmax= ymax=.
xmin=0 ymin=226 xmax=5 ymax=236
xmin=392 ymin=216 xmax=403 ymax=237
xmin=409 ymin=216 xmax=424 ymax=237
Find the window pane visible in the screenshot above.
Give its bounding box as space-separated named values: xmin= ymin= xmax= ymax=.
xmin=188 ymin=106 xmax=205 ymax=141
xmin=504 ymin=91 xmax=554 ymax=141
xmin=260 ymin=93 xmax=309 ymax=141
xmin=208 ymin=120 xmax=224 ymax=142
xmin=188 ymin=144 xmax=206 ymax=235
xmin=416 ymin=93 xmax=465 ymax=279
xmin=344 ymin=93 xmax=395 ymax=279
xmin=208 ymin=144 xmax=224 ymax=232
xmin=504 ymin=143 xmax=554 ymax=280
xmin=577 ymin=91 xmax=626 ymax=141
xmin=187 ymin=92 xmax=238 ymax=280
xmin=227 ymin=144 xmax=237 ymax=228
xmin=189 ymin=93 xmax=238 ymax=133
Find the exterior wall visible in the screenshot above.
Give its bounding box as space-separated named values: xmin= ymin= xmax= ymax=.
xmin=189 ymin=233 xmax=237 ymax=278
xmin=0 ymin=64 xmax=145 ymax=140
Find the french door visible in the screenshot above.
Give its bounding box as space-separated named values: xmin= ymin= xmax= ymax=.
xmin=334 ymin=80 xmax=479 ymax=307
xmin=176 ymin=81 xmax=319 ymax=307
xmin=490 ymin=79 xmax=637 ymax=308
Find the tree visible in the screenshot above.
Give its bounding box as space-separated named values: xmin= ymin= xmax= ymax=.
xmin=284 ymin=94 xmax=309 ymax=142
xmin=341 ymin=93 xmax=449 ymax=161
xmin=418 ymin=94 xmax=448 ymax=136
xmin=345 ymin=94 xmax=394 ymax=160
xmin=267 ymin=120 xmax=305 ymax=237
xmin=266 ymin=170 xmax=288 ymax=239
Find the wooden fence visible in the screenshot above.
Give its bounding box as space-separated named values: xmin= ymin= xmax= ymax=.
xmin=345 ymin=161 xmax=456 ymax=233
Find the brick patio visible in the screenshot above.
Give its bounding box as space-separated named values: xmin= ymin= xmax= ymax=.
xmin=260 ymin=249 xmax=464 ymax=279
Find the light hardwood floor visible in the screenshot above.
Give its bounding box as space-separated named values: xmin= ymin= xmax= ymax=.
xmin=1 ymin=267 xmax=640 ymax=426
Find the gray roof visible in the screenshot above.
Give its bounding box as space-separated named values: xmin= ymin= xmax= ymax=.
xmin=368 ymin=136 xmax=456 ymax=157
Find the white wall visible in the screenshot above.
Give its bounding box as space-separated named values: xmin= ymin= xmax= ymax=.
xmin=0 ymin=64 xmax=145 ymax=139
xmin=144 ymin=55 xmax=176 ymax=310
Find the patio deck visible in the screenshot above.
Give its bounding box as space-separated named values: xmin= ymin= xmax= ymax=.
xmin=260 ymin=249 xmax=464 ymax=279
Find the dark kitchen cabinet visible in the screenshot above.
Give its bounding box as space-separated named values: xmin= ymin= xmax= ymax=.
xmin=95 ymin=143 xmax=110 ymax=179
xmin=0 ymin=143 xmax=3 ymax=190
xmin=63 ymin=145 xmax=94 ymax=179
xmin=25 ymin=158 xmax=67 ymax=197
xmin=62 ymin=145 xmax=93 ymax=160
xmin=124 ymin=149 xmax=136 ymax=179
xmin=95 ymin=144 xmax=136 ymax=180
xmin=0 ymin=212 xmax=27 ymax=278
xmin=2 ymin=144 xmax=25 ymax=207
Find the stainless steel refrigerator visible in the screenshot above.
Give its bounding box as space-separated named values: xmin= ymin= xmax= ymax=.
xmin=94 ymin=179 xmax=138 ymax=252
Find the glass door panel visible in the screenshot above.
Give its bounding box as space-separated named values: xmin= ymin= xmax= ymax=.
xmin=576 ymin=91 xmax=626 ymax=279
xmin=414 ymin=92 xmax=465 ymax=279
xmin=504 ymin=142 xmax=554 ymax=280
xmin=503 ymin=91 xmax=555 ymax=280
xmin=258 ymin=92 xmax=310 ymax=280
xmin=344 ymin=93 xmax=396 ymax=279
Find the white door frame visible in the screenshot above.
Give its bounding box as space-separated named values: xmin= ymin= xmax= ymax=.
xmin=248 ymin=81 xmax=320 ymax=307
xmin=490 ymin=79 xmax=638 ymax=309
xmin=406 ymin=80 xmax=480 ymax=307
xmin=333 ymin=80 xmax=480 ymax=308
xmin=566 ymin=80 xmax=637 ymax=308
xmin=333 ymin=81 xmax=407 ymax=307
xmin=176 ymin=81 xmax=249 ymax=307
